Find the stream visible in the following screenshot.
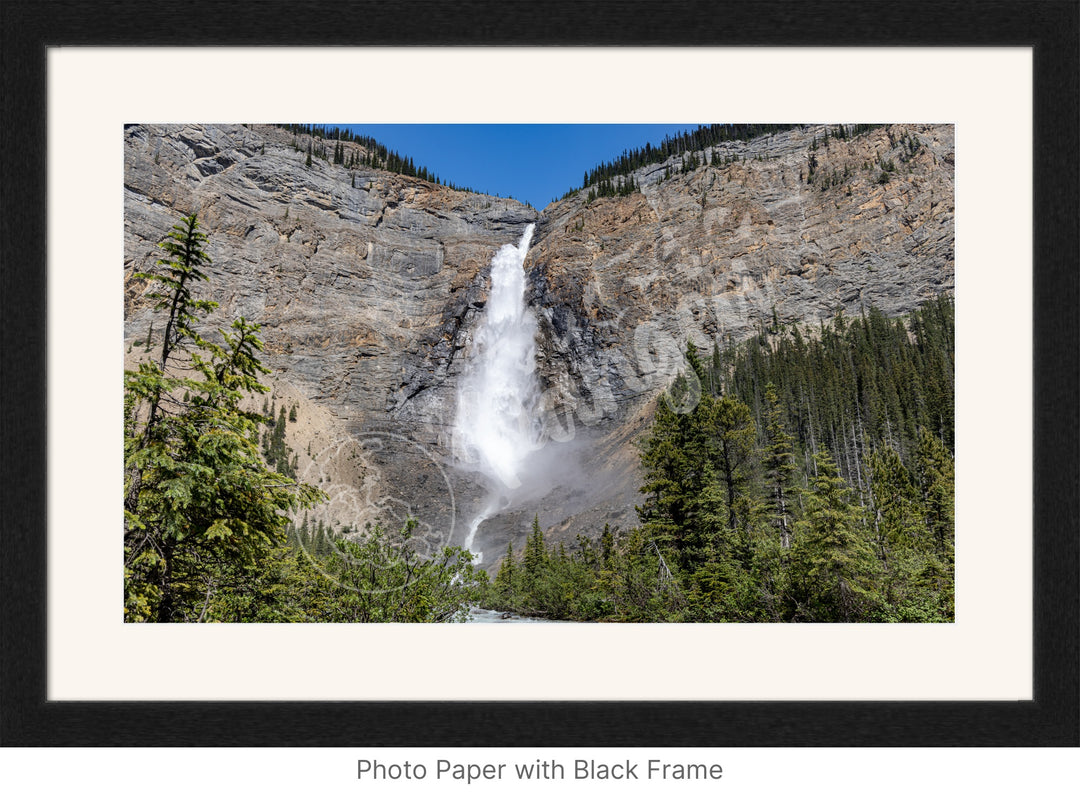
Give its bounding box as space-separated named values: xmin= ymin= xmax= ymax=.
xmin=462 ymin=607 xmax=565 ymax=624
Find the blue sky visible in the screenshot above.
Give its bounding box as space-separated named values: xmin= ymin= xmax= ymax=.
xmin=340 ymin=124 xmax=700 ymax=211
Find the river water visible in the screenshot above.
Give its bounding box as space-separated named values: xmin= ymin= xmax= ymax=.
xmin=462 ymin=607 xmax=563 ymax=624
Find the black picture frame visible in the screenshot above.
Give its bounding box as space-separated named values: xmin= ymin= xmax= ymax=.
xmin=2 ymin=0 xmax=1077 ymax=747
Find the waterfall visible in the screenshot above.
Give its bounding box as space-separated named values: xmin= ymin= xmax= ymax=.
xmin=454 ymin=223 xmax=538 ymax=561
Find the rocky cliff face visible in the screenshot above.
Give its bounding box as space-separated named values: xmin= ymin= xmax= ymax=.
xmin=524 ymin=123 xmax=954 ymax=540
xmin=124 ymin=123 xmax=953 ymax=567
xmin=125 ymin=124 xmax=538 ymax=557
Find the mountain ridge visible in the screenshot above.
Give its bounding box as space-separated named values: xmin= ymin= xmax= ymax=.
xmin=124 ymin=122 xmax=953 ymax=567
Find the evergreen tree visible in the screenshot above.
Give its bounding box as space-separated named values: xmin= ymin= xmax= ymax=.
xmin=684 ymin=340 xmax=707 ymax=384
xmin=790 ymin=453 xmax=878 ymax=621
xmin=914 ymin=428 xmax=955 ymax=564
xmin=869 ymin=444 xmax=925 ymax=562
xmin=494 ymin=539 xmax=516 ymax=599
xmin=637 ymin=382 xmax=704 ymax=555
xmin=763 ymin=383 xmax=796 ymax=548
xmin=124 ymin=214 xmax=323 ymax=622
xmin=600 ymin=523 xmax=615 ymax=567
xmin=493 ymin=298 xmax=953 ymax=624
xmin=524 ymin=515 xmax=546 ymax=579
xmin=709 ymin=396 xmax=756 ymax=532
xmin=130 ymin=214 xmax=216 ymax=436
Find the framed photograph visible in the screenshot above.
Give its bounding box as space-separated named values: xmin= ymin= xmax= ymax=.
xmin=2 ymin=1 xmax=1076 ymax=746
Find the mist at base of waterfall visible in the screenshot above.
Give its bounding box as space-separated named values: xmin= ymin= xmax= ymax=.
xmin=454 ymin=222 xmax=562 ymax=559
xmin=459 ymin=434 xmax=596 ymax=567
xmin=452 ymin=223 xmax=613 ymax=568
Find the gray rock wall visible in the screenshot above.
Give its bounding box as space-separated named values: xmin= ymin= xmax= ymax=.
xmin=521 ymin=123 xmax=953 ymax=542
xmin=124 ymin=123 xmax=954 ymax=567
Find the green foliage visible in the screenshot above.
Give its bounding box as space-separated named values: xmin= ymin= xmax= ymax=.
xmin=125 ymin=214 xmax=485 ymax=624
xmin=788 ymin=453 xmax=880 ymax=621
xmin=485 ymin=522 xmax=682 ymax=622
xmin=679 ymin=151 xmax=701 ymax=174
xmin=588 ymin=173 xmax=640 ymax=200
xmin=914 ymin=426 xmax=955 ymax=565
xmin=763 ymin=383 xmax=796 ymax=548
xmin=208 ymin=520 xmax=487 ymax=622
xmin=493 ymin=539 xmax=516 ymax=598
xmin=803 ymin=125 xmax=896 ymax=189
xmin=262 ymin=403 xmax=296 ymax=478
xmin=573 ymin=124 xmax=800 ymax=197
xmin=711 ymin=395 xmax=757 ymax=532
xmin=124 ymin=214 xmax=325 ymax=622
xmin=636 ymin=345 xmax=757 ymax=573
xmin=524 ymin=515 xmax=547 ymax=578
xmin=488 ymin=299 xmax=954 ymax=623
xmin=572 ymin=125 xmax=888 ymax=199
xmin=719 ymin=296 xmax=955 ymax=482
xmin=279 ymin=123 xmax=485 ymax=195
xmin=869 ymin=444 xmax=925 ymax=557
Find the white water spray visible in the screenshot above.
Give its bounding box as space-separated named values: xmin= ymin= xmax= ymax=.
xmin=454 ymin=224 xmax=539 ymax=561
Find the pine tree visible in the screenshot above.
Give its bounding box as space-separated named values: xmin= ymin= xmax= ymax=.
xmin=684 ymin=340 xmax=707 ymax=384
xmin=637 ymin=384 xmax=701 ymax=552
xmin=869 ymin=444 xmax=924 ymax=562
xmin=709 ymin=396 xmax=756 ymax=532
xmin=763 ymin=383 xmax=796 ymax=548
xmin=524 ymin=515 xmax=546 ymax=578
xmin=914 ymin=428 xmax=955 ymax=564
xmin=709 ymin=342 xmax=723 ymax=395
xmin=600 ymin=523 xmax=615 ymax=567
xmin=123 ymin=214 xmax=324 ymax=622
xmin=494 ymin=539 xmax=516 ymax=600
xmin=790 ymin=453 xmax=878 ymax=621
